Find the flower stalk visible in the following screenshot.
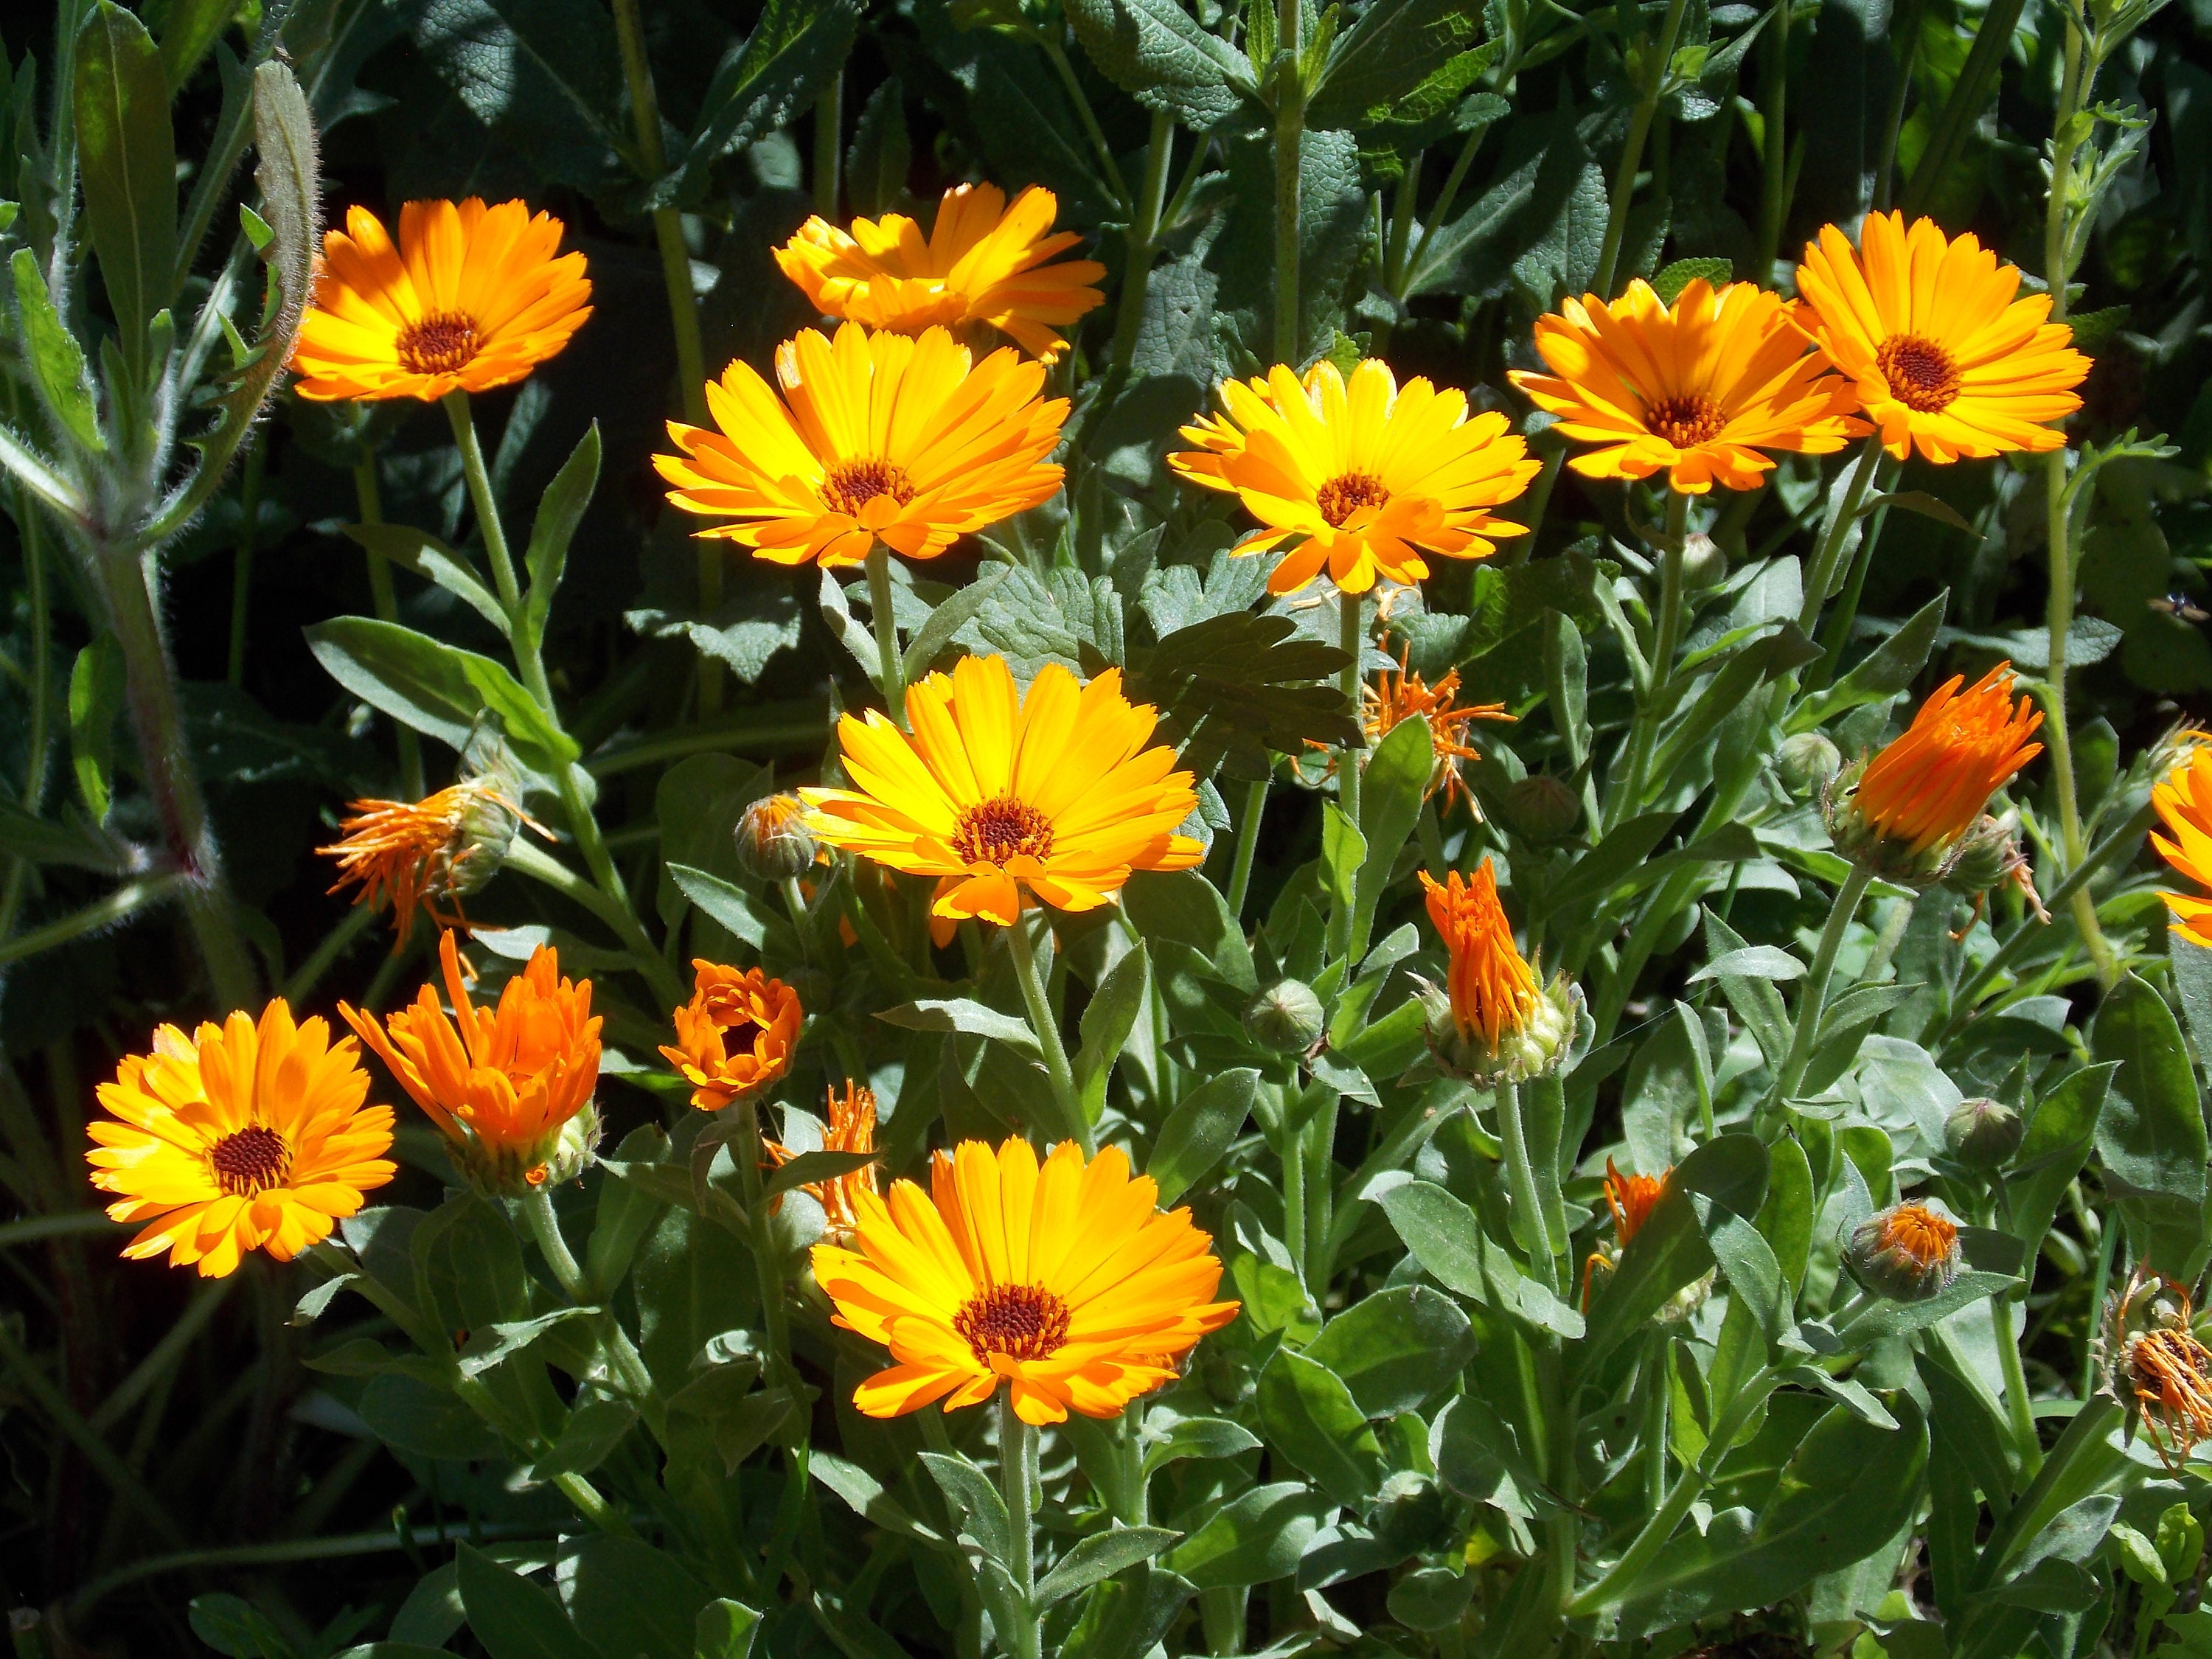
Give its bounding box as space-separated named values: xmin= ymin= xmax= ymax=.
xmin=1008 ymin=912 xmax=1094 ymax=1155
xmin=1593 ymin=0 xmax=1690 ymax=298
xmin=1110 ymin=112 xmax=1178 ymax=374
xmin=1772 ymin=860 xmax=1874 ymax=1105
xmin=863 ymin=543 xmax=908 ymax=729
xmin=352 ymin=450 xmax=425 ymax=798
xmin=998 ymin=1393 xmax=1041 ymax=1659
xmin=1610 ymin=489 xmax=1690 ymax=829
xmin=1273 ymin=0 xmax=1306 ymax=364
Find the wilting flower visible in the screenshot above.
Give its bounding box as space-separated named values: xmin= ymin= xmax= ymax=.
xmin=318 ymin=779 xmax=528 ymax=945
xmin=812 ymin=1136 xmax=1240 ymax=1424
xmin=801 ymin=653 xmax=1203 ymax=927
xmin=342 ymin=931 xmax=602 ymax=1191
xmin=2151 ymin=742 xmax=2212 ymax=947
xmin=86 ymin=1001 xmax=396 ymax=1277
xmin=1169 ymin=358 xmax=1540 ymax=596
xmin=1825 ymin=663 xmax=2044 ymax=883
xmin=765 ymin=1082 xmax=880 ymax=1239
xmin=1362 ymin=645 xmax=1511 ymax=815
xmin=2112 ymin=1273 xmax=2212 ymax=1471
xmin=291 ymin=198 xmax=593 ymax=401
xmin=1794 ymin=212 xmax=2090 ymax=463
xmin=774 ymin=183 xmax=1106 ymax=364
xmin=653 ymin=323 xmax=1066 ymax=568
xmin=1846 ymin=1200 xmax=1961 ymax=1301
xmin=1415 ymin=859 xmax=1575 ymax=1084
xmin=660 ymin=961 xmax=802 ymax=1111
xmin=1509 ymin=278 xmax=1857 ymax=493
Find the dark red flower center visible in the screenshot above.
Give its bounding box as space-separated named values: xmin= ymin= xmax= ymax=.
xmin=1644 ymin=392 xmax=1726 ymax=448
xmin=210 ymin=1124 xmax=292 ymax=1197
xmin=396 ymin=310 xmax=483 ymax=375
xmin=1875 ymin=333 xmax=1962 ymax=413
xmin=953 ymin=796 xmax=1054 ymax=867
xmin=821 ymin=459 xmax=916 ymax=518
xmin=953 ymin=1282 xmax=1071 ymax=1363
xmin=1315 ymin=472 xmax=1390 ymax=527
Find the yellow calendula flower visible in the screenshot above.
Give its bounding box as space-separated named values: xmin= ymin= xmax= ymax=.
xmin=1509 ymin=278 xmax=1857 ymax=493
xmin=291 ymin=198 xmax=593 ymax=400
xmin=2150 ymin=742 xmax=2212 ymax=948
xmin=1794 ymin=211 xmax=2090 ymax=464
xmin=86 ymin=1001 xmax=397 ymax=1277
xmin=1169 ymin=358 xmax=1540 ymax=596
xmin=774 ymin=183 xmax=1107 ymax=363
xmin=660 ymin=961 xmax=804 ymax=1111
xmin=801 ymin=653 xmax=1203 ymax=927
xmin=341 ymin=930 xmax=602 ymax=1190
xmin=812 ymin=1135 xmax=1240 ymax=1424
xmin=318 ymin=780 xmax=527 ymax=945
xmin=1826 ymin=664 xmax=2044 ymax=877
xmin=653 ymin=322 xmax=1067 ymax=568
xmin=765 ymin=1082 xmax=880 ymax=1239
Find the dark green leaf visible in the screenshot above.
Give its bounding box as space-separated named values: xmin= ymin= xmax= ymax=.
xmin=1035 ymin=1526 xmax=1181 ymax=1605
xmin=1257 ymin=1348 xmax=1387 ymax=1504
xmin=1164 ymin=1482 xmax=1330 ymax=1589
xmin=1063 ymin=0 xmax=1259 ymax=134
xmin=345 ymin=524 xmax=509 ymax=636
xmin=74 ymin=1 xmax=175 ymax=376
xmin=1307 ymin=0 xmax=1484 ymax=130
xmin=305 ymin=617 xmax=579 ymax=772
xmin=1150 ymin=1068 xmax=1256 ymax=1205
xmin=561 ymin=1537 xmax=712 ymax=1659
xmin=521 ymin=422 xmax=599 ymax=651
xmin=845 ymin=77 xmax=910 ymax=218
xmin=694 ymin=1599 xmax=763 ymax=1659
xmin=670 ymin=0 xmax=863 ymax=206
xmin=1126 ymin=611 xmax=1357 ymax=785
xmin=456 ymin=1544 xmax=599 ymax=1659
xmin=1304 ymin=1284 xmax=1473 ymax=1416
xmin=2092 ymin=973 xmax=2208 ymax=1274
xmin=1790 ymin=591 xmax=1949 ymax=732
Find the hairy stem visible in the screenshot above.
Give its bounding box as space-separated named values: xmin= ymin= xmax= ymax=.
xmin=1327 ymin=590 xmax=1367 ymax=961
xmin=1110 ymin=112 xmax=1177 ymax=373
xmin=1009 ymin=911 xmax=1094 ymax=1155
xmin=864 ymin=543 xmax=908 ymax=729
xmin=1273 ymin=0 xmax=1307 ymax=364
xmin=1773 ymin=860 xmax=1874 ymax=1105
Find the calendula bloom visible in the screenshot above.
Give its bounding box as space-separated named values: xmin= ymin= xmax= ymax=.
xmin=1604 ymin=1159 xmax=1669 ymax=1246
xmin=341 ymin=931 xmax=602 ymax=1190
xmin=1846 ymin=1201 xmax=1961 ymax=1302
xmin=775 ymin=183 xmax=1106 ymax=364
xmin=1416 ymin=860 xmax=1576 ymax=1085
xmin=812 ymin=1136 xmax=1240 ymax=1424
xmin=653 ymin=323 xmax=1066 ymax=568
xmin=1509 ymin=278 xmax=1857 ymax=492
xmin=1169 ymin=358 xmax=1540 ymax=596
xmin=1795 ymin=212 xmax=2090 ymax=463
xmin=660 ymin=961 xmax=803 ymax=1111
xmin=318 ymin=779 xmax=527 ymax=945
xmin=2150 ymin=742 xmax=2212 ymax=947
xmin=2115 ymin=1274 xmax=2212 ymax=1471
xmin=291 ymin=198 xmax=592 ymax=401
xmin=86 ymin=1001 xmax=396 ymax=1277
xmin=801 ymin=653 xmax=1203 ymax=927
xmin=765 ymin=1082 xmax=880 ymax=1239
xmin=1826 ymin=664 xmax=2044 ymax=881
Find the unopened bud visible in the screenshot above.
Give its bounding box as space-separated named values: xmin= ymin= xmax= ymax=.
xmin=1499 ymin=774 xmax=1580 ymax=841
xmin=1943 ymin=814 xmax=2023 ymax=897
xmin=1945 ymin=1097 xmax=2024 ymax=1168
xmin=1244 ymin=979 xmax=1325 ymax=1054
xmin=734 ymin=793 xmax=820 ymax=882
xmin=1775 ymin=732 xmax=1841 ymax=798
xmin=1846 ymin=1201 xmax=1962 ymax=1302
xmin=1679 ymin=532 xmax=1727 ymax=590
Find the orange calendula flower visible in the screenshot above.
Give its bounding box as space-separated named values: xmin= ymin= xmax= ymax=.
xmin=775 ymin=183 xmax=1107 ymax=364
xmin=765 ymin=1082 xmax=880 ymax=1239
xmin=1794 ymin=212 xmax=2090 ymax=463
xmin=2150 ymin=742 xmax=2212 ymax=948
xmin=341 ymin=931 xmax=602 ymax=1190
xmin=318 ymin=779 xmax=528 ymax=945
xmin=812 ymin=1136 xmax=1239 ymax=1424
xmin=1830 ymin=664 xmax=2044 ymax=871
xmin=653 ymin=322 xmax=1066 ymax=568
xmin=87 ymin=1001 xmax=396 ymax=1277
xmin=1604 ymin=1158 xmax=1669 ymax=1246
xmin=1509 ymin=278 xmax=1858 ymax=493
xmin=801 ymin=653 xmax=1203 ymax=927
xmin=1169 ymin=358 xmax=1540 ymax=596
xmin=660 ymin=961 xmax=803 ymax=1111
xmin=1846 ymin=1200 xmax=1961 ymax=1301
xmin=1416 ymin=858 xmax=1576 ymax=1085
xmin=291 ymin=198 xmax=592 ymax=401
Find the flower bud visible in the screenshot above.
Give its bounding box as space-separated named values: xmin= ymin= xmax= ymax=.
xmin=1499 ymin=774 xmax=1580 ymax=841
xmin=1416 ymin=973 xmax=1579 ymax=1087
xmin=1775 ymin=732 xmax=1841 ymax=799
xmin=1942 ymin=814 xmax=2023 ymax=897
xmin=1846 ymin=1200 xmax=1962 ymax=1301
xmin=1244 ymin=979 xmax=1325 ymax=1054
xmin=1945 ymin=1097 xmax=2024 ymax=1168
xmin=1679 ymin=532 xmax=1727 ymax=590
xmin=734 ymin=793 xmax=820 ymax=883
xmin=448 ymin=785 xmax=521 ymax=898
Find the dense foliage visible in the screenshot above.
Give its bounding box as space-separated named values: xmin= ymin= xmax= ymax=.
xmin=4 ymin=0 xmax=2212 ymax=1653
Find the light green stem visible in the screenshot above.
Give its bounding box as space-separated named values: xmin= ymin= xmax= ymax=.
xmin=1402 ymin=112 xmax=1500 ymax=294
xmin=1592 ymin=0 xmax=1689 ymax=296
xmin=1226 ymin=776 xmax=1269 ymax=920
xmin=814 ymin=72 xmax=844 ymax=218
xmin=1009 ymin=912 xmax=1094 ymax=1155
xmin=353 ymin=451 xmax=424 ymax=799
xmin=998 ymin=1392 xmax=1040 ymax=1659
xmin=1611 ymin=490 xmax=1689 ymax=829
xmin=1326 ymin=589 xmax=1366 ymax=961
xmin=1110 ymin=112 xmax=1177 ymax=373
xmin=1992 ymin=1286 xmax=2044 ymax=1478
xmin=733 ymin=1091 xmax=799 ymax=1394
xmin=1796 ymin=437 xmax=1885 ymax=639
xmin=523 ymin=1182 xmax=590 ymax=1299
xmin=1041 ymin=36 xmax=1130 ymax=209
xmin=1496 ymin=1080 xmax=1557 ymax=1293
xmin=0 ymin=874 xmax=195 ymax=970
xmin=1754 ymin=0 xmax=1791 ymax=276
xmin=1273 ymin=0 xmax=1306 ymax=363
xmin=1773 ymin=860 xmax=1874 ymax=1105
xmin=864 ymin=543 xmax=907 ymax=730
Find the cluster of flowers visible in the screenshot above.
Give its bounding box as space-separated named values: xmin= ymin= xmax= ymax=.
xmin=80 ymin=179 xmax=2212 ymax=1436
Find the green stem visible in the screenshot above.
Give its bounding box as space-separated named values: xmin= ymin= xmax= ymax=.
xmin=1871 ymin=0 xmax=1927 ymax=211
xmin=1611 ymin=490 xmax=1689 ymax=829
xmin=1809 ymin=490 xmax=1894 ymax=691
xmin=523 ymin=1183 xmax=590 ymax=1301
xmin=1992 ymin=1286 xmax=2044 ymax=1478
xmin=1642 ymin=1331 xmax=1670 ymax=1513
xmin=733 ymin=1091 xmax=799 ymax=1394
xmin=0 ymin=874 xmax=195 ymax=970
xmin=1495 ymin=1080 xmax=1557 ymax=1292
xmin=1041 ymin=37 xmax=1130 ymax=209
xmin=998 ymin=1392 xmax=1040 ymax=1659
xmin=814 ymin=72 xmax=844 ymax=218
xmin=444 ymin=391 xmax=524 ymax=620
xmin=1795 ymin=437 xmax=1885 ymax=639
xmin=1304 ymin=1091 xmax=1337 ymax=1290
xmin=1110 ymin=112 xmax=1176 ymax=374
xmin=1273 ymin=0 xmax=1307 ymax=364
xmin=1226 ymin=776 xmax=1269 ymax=920
xmin=1753 ymin=0 xmax=1791 ymax=277
xmin=1898 ymin=0 xmax=2028 ymax=218
xmin=864 ymin=544 xmax=907 ymax=730
xmin=1593 ymin=0 xmax=1689 ymax=297
xmin=1773 ymin=860 xmax=1874 ymax=1105
xmin=282 ymin=903 xmax=378 ymax=1005
xmin=1008 ymin=911 xmax=1093 ymax=1155
xmin=0 ymin=1211 xmax=122 ymax=1250
xmin=1325 ymin=589 xmax=1367 ymax=961
xmin=354 ymin=451 xmax=424 ymax=799
xmin=226 ymin=442 xmax=262 ymax=688
xmin=1403 ymin=113 xmax=1499 ymax=293
xmin=1382 ymin=152 xmax=1422 ymax=297
xmin=0 ymin=498 xmax=53 ymax=938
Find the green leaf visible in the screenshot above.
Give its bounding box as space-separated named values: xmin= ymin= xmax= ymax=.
xmin=409 ymin=0 xmax=627 ymax=197
xmin=74 ymin=0 xmax=176 ymax=378
xmin=561 ymin=1537 xmax=712 ymax=1659
xmin=344 ymin=524 xmax=509 ymax=636
xmin=2006 ymin=1062 xmax=2112 ymax=1259
xmin=1063 ymin=0 xmax=1260 ymax=134
xmin=1650 ymin=257 xmax=1732 ymax=305
xmin=305 ymin=617 xmax=579 ymax=773
xmin=521 ymin=422 xmax=599 ymax=653
xmin=456 ymin=1308 xmax=599 ymax=1378
xmin=762 ymin=1148 xmax=879 ymax=1200
xmin=456 ymin=1544 xmax=599 ymax=1659
xmin=919 ymin=1449 xmax=1014 ymax=1562
xmin=2092 ymin=973 xmax=2208 ymax=1275
xmin=585 ymin=1124 xmax=669 ymax=1298
xmin=1352 ymin=714 xmax=1433 ymax=961
xmin=69 ymin=633 xmax=125 ymax=823
xmin=1789 ymin=591 xmax=1948 ymax=733
xmin=359 ymin=1372 xmax=503 ymax=1461
xmin=845 ymin=76 xmax=910 ymax=218
xmin=1076 ymin=942 xmax=1150 ymax=1119
xmin=1860 ymin=491 xmax=1975 ymax=533
xmin=1306 ymin=0 xmax=1483 ymax=130
xmin=1372 ymin=1178 xmax=1586 ymax=1338
xmin=189 ymin=1594 xmax=296 ymax=1659
xmin=10 ymin=250 xmax=102 ymax=453
xmin=1688 ymin=946 xmax=1804 ymax=984
xmin=1164 ymin=1483 xmax=1330 ymax=1589
xmin=1700 ymin=912 xmax=1792 ymax=1069
xmin=694 ymin=1599 xmax=764 ymax=1659
xmin=1149 ymin=1068 xmax=1257 ymax=1206
xmin=1122 ymin=871 xmax=1257 ymax=991
xmin=1540 ymin=812 xmax=1677 ymax=917
xmin=157 ymin=0 xmax=233 ymax=91
xmin=532 ymin=1391 xmax=637 ymax=1479
xmin=1579 ymin=1135 xmax=1768 ymax=1369
xmin=1035 ymin=1526 xmax=1181 ymax=1605
xmin=664 ymin=863 xmax=781 ymax=951
xmin=876 ymin=998 xmax=1043 ymax=1054
xmin=1304 ymin=1284 xmax=1473 ymax=1416
xmin=1141 ymin=1413 xmax=1262 ymax=1474
xmin=810 ymin=1451 xmax=947 ymax=1545
xmin=1126 ymin=611 xmax=1358 ymax=785
xmin=900 ymin=565 xmax=1011 ymax=680
xmin=669 ymin=0 xmax=863 ymax=206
